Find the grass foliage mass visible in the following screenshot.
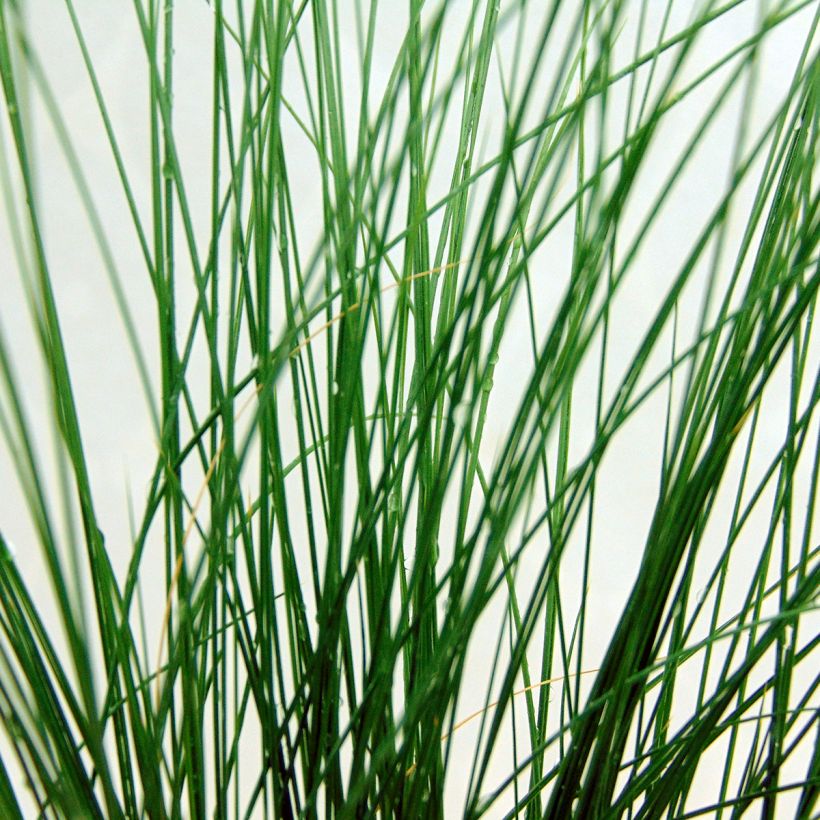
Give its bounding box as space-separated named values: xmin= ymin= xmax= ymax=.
xmin=0 ymin=0 xmax=818 ymax=817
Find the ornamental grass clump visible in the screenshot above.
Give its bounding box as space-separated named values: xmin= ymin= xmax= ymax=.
xmin=0 ymin=0 xmax=817 ymax=817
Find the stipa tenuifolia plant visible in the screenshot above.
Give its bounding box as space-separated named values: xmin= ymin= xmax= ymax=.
xmin=0 ymin=0 xmax=817 ymax=817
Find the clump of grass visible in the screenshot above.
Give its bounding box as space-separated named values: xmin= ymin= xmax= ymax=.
xmin=0 ymin=0 xmax=817 ymax=817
